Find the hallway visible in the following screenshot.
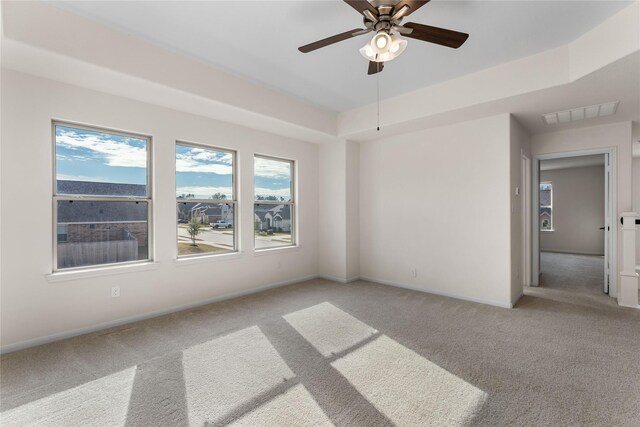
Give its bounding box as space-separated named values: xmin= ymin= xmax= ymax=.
xmin=539 ymin=251 xmax=604 ymax=295
xmin=525 ymin=251 xmax=620 ymax=309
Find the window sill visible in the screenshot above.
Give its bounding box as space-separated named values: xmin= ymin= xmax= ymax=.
xmin=541 ymin=229 xmax=555 ymax=232
xmin=253 ymin=245 xmax=300 ymax=256
xmin=47 ymin=262 xmax=159 ymax=283
xmin=174 ymin=251 xmax=244 ymax=266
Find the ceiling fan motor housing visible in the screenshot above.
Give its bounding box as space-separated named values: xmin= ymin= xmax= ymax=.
xmin=370 ymin=0 xmax=400 ymax=8
xmin=363 ymin=5 xmax=402 ymax=34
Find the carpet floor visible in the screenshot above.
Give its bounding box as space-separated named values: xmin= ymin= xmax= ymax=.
xmin=1 ymin=276 xmax=639 ymax=426
xmin=540 ymin=251 xmax=605 ymax=294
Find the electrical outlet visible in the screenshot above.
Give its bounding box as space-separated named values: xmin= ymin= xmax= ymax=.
xmin=111 ymin=286 xmax=120 ymax=298
xmin=410 ymin=269 xmax=417 ymax=278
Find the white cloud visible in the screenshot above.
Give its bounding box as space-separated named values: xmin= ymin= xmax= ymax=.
xmin=57 ymin=174 xmax=110 ymax=182
xmin=176 ymin=148 xmax=233 ymax=174
xmin=175 ymin=158 xmax=233 ymax=174
xmin=255 ymin=157 xmax=291 ymax=179
xmin=189 ymin=148 xmax=232 ymax=164
xmin=56 ymin=129 xmax=146 ymax=168
xmin=176 ymin=186 xmax=233 ymax=198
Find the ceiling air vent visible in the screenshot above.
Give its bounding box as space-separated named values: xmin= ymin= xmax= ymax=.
xmin=542 ymin=101 xmax=619 ymax=125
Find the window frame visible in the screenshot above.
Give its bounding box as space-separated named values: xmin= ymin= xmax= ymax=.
xmin=539 ymin=181 xmax=553 ymax=232
xmin=253 ymin=154 xmax=296 ymax=251
xmin=52 ymin=120 xmax=153 ymax=272
xmin=175 ymin=141 xmax=238 ymax=258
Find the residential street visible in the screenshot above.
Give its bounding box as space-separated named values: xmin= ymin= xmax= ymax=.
xmin=177 ymin=225 xmax=291 ymax=250
xmin=178 ymin=226 xmax=234 ymax=249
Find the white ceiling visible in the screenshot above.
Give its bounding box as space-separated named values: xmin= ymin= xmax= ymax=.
xmin=51 ymin=0 xmax=633 ymax=112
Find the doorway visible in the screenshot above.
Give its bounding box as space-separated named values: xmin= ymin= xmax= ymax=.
xmin=530 ymin=149 xmax=616 ymax=299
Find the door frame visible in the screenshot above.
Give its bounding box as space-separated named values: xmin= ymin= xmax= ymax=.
xmin=522 ymin=153 xmax=531 ymax=287
xmin=531 ymin=147 xmax=617 ymax=298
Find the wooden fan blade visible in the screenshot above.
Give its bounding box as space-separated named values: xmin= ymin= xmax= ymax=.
xmin=367 ymin=61 xmax=384 ymax=75
xmin=393 ymin=1 xmax=431 ymax=17
xmin=403 ymin=22 xmax=469 ymax=48
xmin=298 ymin=28 xmax=364 ymax=53
xmin=343 ymin=0 xmax=379 ymax=17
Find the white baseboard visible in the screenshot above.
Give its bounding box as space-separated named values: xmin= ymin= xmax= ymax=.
xmin=358 ymin=276 xmax=513 ymax=309
xmin=318 ymin=274 xmax=359 ymax=284
xmin=541 ymin=249 xmax=604 ymax=256
xmin=1 ymin=273 xmax=518 ymax=353
xmin=0 ymin=274 xmax=319 ymax=355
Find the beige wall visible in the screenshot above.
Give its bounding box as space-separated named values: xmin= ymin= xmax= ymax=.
xmin=317 ymin=140 xmax=361 ymax=283
xmin=0 ymin=70 xmax=320 ymax=350
xmin=633 ymin=157 xmax=640 ymax=265
xmin=633 ymin=121 xmax=639 ymax=266
xmin=510 ymin=117 xmax=531 ymax=303
xmin=345 ymin=141 xmax=360 ymax=281
xmin=359 ymin=114 xmax=514 ymax=308
xmin=540 ymin=166 xmax=605 ymax=255
xmin=318 ymin=141 xmax=347 ymax=281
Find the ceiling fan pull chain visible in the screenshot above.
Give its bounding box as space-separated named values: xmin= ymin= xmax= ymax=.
xmin=377 ymin=61 xmax=380 ymax=131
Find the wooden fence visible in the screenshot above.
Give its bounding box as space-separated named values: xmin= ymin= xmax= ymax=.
xmin=57 ymin=240 xmax=138 ymax=269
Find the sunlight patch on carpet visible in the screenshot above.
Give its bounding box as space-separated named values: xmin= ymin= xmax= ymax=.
xmin=283 ymin=302 xmax=378 ymax=357
xmin=331 ymin=335 xmax=487 ymax=426
xmin=0 ymin=367 xmax=136 ymax=427
xmin=229 ymin=384 xmax=334 ymax=427
xmin=182 ymin=325 xmax=295 ymax=426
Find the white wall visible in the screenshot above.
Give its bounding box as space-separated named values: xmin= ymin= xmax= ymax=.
xmin=345 ymin=141 xmax=360 ymax=281
xmin=509 ymin=117 xmax=531 ymax=303
xmin=531 ymin=122 xmax=634 ymax=295
xmin=317 ymin=140 xmax=360 ymax=283
xmin=633 ymin=121 xmax=640 ymax=266
xmin=540 ymin=166 xmax=605 ymax=255
xmin=318 ymin=141 xmax=347 ymax=281
xmin=633 ymin=157 xmax=640 ymax=266
xmin=0 ymin=70 xmax=320 ymax=350
xmin=359 ymin=114 xmax=514 ymax=307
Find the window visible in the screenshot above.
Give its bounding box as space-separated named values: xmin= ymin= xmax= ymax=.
xmin=176 ymin=142 xmax=236 ymax=257
xmin=540 ymin=182 xmax=553 ymax=231
xmin=54 ymin=122 xmax=151 ymax=270
xmin=254 ymin=155 xmax=295 ymax=249
xmin=56 ymin=224 xmax=68 ymax=243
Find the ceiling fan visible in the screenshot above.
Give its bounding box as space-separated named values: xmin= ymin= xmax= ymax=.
xmin=298 ymin=0 xmax=469 ymax=75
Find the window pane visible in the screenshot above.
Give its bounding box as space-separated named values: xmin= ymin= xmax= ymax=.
xmin=254 ymin=204 xmax=292 ymax=249
xmin=176 ymin=144 xmax=233 ymax=199
xmin=57 ymin=224 xmax=68 ymax=243
xmin=56 ymin=200 xmax=149 ymax=269
xmin=254 ymin=157 xmax=291 ymax=202
xmin=539 ymin=183 xmax=552 ymax=207
xmin=539 ymin=183 xmax=552 ymax=230
xmin=540 ymin=207 xmax=552 ymax=230
xmin=55 ymin=125 xmax=148 ymax=196
xmin=177 ymin=202 xmax=235 ymax=256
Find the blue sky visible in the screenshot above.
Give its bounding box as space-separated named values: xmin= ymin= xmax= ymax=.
xmin=56 ymin=126 xmax=292 ymax=201
xmin=175 ymin=143 xmax=233 ymax=198
xmin=56 ymin=125 xmax=147 ymax=186
xmin=254 ymin=157 xmax=291 ymax=201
